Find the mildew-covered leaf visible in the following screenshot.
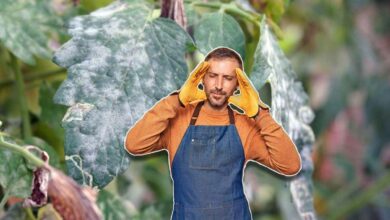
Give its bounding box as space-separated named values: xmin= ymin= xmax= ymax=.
xmin=194 ymin=12 xmax=245 ymax=59
xmin=53 ymin=0 xmax=193 ymax=188
xmin=251 ymin=17 xmax=317 ymax=219
xmin=250 ymin=17 xmax=280 ymax=90
xmin=0 ymin=0 xmax=63 ymax=64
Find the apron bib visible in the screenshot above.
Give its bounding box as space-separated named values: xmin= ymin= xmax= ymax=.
xmin=171 ymin=101 xmax=252 ymax=220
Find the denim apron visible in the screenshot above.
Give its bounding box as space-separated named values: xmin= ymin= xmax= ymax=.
xmin=171 ymin=101 xmax=252 ymax=220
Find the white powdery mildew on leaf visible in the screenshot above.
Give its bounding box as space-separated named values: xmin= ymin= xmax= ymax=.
xmin=249 ymin=19 xmax=278 ymax=90
xmin=251 ymin=17 xmax=317 ymax=219
xmin=53 ymin=1 xmax=193 ymax=188
xmin=0 ymin=0 xmax=63 ymax=64
xmin=63 ymin=103 xmax=95 ymax=122
xmin=90 ymin=1 xmax=128 ymax=17
xmin=65 ymin=155 xmax=94 ymax=186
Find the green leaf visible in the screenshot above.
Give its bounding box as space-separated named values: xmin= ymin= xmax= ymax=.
xmin=40 ymin=82 xmax=67 ymax=137
xmin=0 ymin=136 xmax=32 ymax=198
xmin=97 ymin=190 xmax=135 ymax=219
xmin=249 ymin=0 xmax=286 ymax=23
xmin=37 ymin=81 xmax=67 ymax=160
xmin=0 ymin=0 xmax=63 ymax=64
xmin=265 ymin=0 xmax=286 ymax=23
xmin=184 ymin=1 xmax=201 ymax=29
xmin=194 ymin=12 xmax=246 ymax=59
xmin=132 ymin=206 xmax=164 ymax=220
xmin=53 ymin=1 xmax=193 ymax=188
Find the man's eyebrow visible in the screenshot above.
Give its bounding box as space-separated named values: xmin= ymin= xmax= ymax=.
xmin=207 ymin=71 xmax=236 ymax=77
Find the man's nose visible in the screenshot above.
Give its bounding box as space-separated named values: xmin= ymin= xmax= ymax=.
xmin=215 ymin=77 xmax=223 ymax=90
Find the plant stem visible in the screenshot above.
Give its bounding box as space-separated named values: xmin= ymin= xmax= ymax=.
xmin=10 ymin=52 xmax=32 ymax=142
xmin=191 ymin=1 xmax=221 ymax=10
xmin=223 ymin=3 xmax=261 ymax=26
xmin=191 ymin=1 xmax=261 ymax=26
xmin=0 ymin=189 xmax=9 ymax=210
xmin=0 ymin=68 xmax=66 ymax=89
xmin=0 ymin=138 xmax=45 ymax=167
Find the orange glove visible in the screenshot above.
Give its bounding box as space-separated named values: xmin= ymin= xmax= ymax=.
xmin=228 ymin=68 xmax=270 ymax=117
xmin=178 ymin=61 xmax=210 ymax=106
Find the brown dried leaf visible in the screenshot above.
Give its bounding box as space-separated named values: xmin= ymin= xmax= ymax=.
xmin=23 ymin=146 xmax=102 ymax=220
xmin=47 ymin=166 xmax=102 ymax=220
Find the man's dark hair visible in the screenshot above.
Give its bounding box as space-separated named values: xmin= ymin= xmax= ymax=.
xmin=205 ymin=47 xmax=243 ymax=70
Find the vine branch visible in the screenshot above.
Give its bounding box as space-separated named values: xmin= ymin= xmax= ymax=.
xmin=0 ymin=68 xmax=66 ymax=89
xmin=0 ymin=136 xmax=45 ymax=168
xmin=10 ymin=53 xmax=32 ymax=142
xmin=191 ymin=1 xmax=262 ymax=27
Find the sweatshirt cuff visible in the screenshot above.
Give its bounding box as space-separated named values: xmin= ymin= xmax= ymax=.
xmin=256 ymin=108 xmax=280 ymax=130
xmin=167 ymin=91 xmax=184 ymax=110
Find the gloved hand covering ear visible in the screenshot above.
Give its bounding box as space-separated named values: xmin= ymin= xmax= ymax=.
xmin=228 ymin=68 xmax=270 ymax=118
xmin=178 ymin=61 xmax=210 ymax=106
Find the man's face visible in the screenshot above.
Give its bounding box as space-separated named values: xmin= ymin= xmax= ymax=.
xmin=203 ymin=58 xmax=239 ymax=110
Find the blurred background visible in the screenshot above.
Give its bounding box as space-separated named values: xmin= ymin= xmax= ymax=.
xmin=0 ymin=0 xmax=390 ymax=219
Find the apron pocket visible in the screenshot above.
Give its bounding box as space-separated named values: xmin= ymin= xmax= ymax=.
xmin=189 ymin=138 xmax=216 ymax=169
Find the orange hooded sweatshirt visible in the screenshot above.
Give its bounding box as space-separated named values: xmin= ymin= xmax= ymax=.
xmin=124 ymin=93 xmax=301 ymax=176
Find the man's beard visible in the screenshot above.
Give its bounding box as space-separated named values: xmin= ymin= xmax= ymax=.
xmin=205 ymin=89 xmax=228 ymax=109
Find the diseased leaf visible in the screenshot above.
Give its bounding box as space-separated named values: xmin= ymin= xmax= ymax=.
xmin=23 ymin=149 xmax=50 ymax=208
xmin=194 ymin=12 xmax=246 ymax=59
xmin=0 ymin=0 xmax=63 ymax=64
xmin=250 ymin=17 xmax=279 ymax=90
xmin=53 ymin=0 xmax=193 ymax=188
xmin=0 ymin=136 xmax=32 ymax=198
xmin=251 ymin=17 xmax=317 ymax=219
xmin=47 ymin=166 xmax=102 ymax=220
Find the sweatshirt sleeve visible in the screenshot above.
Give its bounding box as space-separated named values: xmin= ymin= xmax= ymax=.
xmin=124 ymin=93 xmax=181 ymax=155
xmin=246 ymin=108 xmax=302 ymax=176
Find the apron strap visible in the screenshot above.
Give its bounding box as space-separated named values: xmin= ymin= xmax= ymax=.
xmin=190 ymin=101 xmax=235 ymax=125
xmin=228 ymin=106 xmax=235 ymax=125
xmin=190 ymin=101 xmax=204 ymax=125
